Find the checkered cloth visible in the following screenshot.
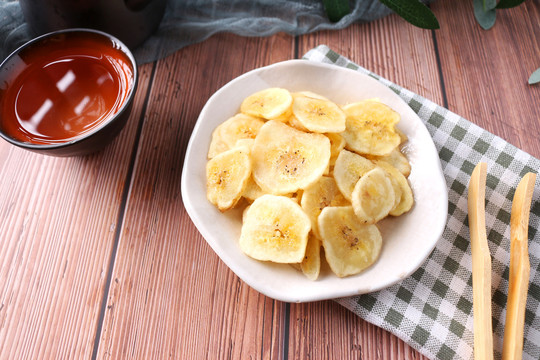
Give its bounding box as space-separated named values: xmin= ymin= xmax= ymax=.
xmin=303 ymin=45 xmax=540 ymax=360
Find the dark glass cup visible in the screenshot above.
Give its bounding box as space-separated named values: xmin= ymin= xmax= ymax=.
xmin=19 ymin=0 xmax=167 ymax=49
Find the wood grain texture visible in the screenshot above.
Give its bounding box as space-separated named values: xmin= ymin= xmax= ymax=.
xmin=95 ymin=33 xmax=293 ymax=359
xmin=1 ymin=2 xmax=538 ymax=360
xmin=0 ymin=63 xmax=153 ymax=359
xmin=298 ymin=15 xmax=445 ymax=105
xmin=432 ymin=0 xmax=540 ymax=158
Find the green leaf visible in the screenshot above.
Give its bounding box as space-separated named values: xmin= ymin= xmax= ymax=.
xmin=496 ymin=0 xmax=526 ymax=9
xmin=379 ymin=0 xmax=440 ymax=29
xmin=529 ymin=67 xmax=540 ymax=85
xmin=484 ymin=0 xmax=497 ymax=10
xmin=322 ymin=0 xmax=351 ymax=22
xmin=473 ymin=0 xmax=496 ymax=29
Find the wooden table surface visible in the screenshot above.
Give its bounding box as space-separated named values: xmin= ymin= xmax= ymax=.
xmin=1 ymin=1 xmax=539 ymax=359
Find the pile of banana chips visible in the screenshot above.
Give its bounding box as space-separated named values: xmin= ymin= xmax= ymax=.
xmin=206 ymin=88 xmax=414 ymax=280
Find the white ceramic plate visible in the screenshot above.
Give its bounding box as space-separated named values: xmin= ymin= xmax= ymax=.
xmin=181 ymin=60 xmax=448 ymax=303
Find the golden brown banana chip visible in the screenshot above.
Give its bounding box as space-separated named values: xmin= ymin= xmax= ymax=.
xmin=366 ymin=147 xmax=411 ymax=178
xmin=206 ymin=145 xmax=252 ymax=211
xmin=300 ymin=235 xmax=321 ymax=281
xmin=326 ymin=132 xmax=346 ymax=167
xmin=318 ymin=206 xmax=382 ymax=277
xmin=239 ymin=194 xmax=311 ymax=263
xmin=333 ymin=149 xmax=375 ymax=201
xmin=242 ymin=176 xmax=266 ymax=202
xmin=234 ymin=138 xmax=255 ymax=150
xmin=292 ymin=91 xmax=328 ymax=100
xmin=396 ymin=127 xmax=408 ymax=144
xmin=375 ymin=161 xmax=414 ymax=216
xmin=251 ymin=120 xmax=331 ymax=194
xmin=240 ymin=88 xmax=293 ymax=120
xmin=207 ymin=113 xmax=264 ymax=159
xmin=342 ymin=100 xmax=401 ymax=156
xmin=351 ymin=167 xmax=395 ymax=224
xmin=292 ymin=96 xmax=346 ymax=133
xmin=287 ymin=115 xmax=309 ymax=132
xmin=301 ymin=176 xmax=349 ymax=238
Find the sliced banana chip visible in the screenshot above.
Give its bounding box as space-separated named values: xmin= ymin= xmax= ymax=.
xmin=342 ymin=100 xmax=401 ymax=156
xmin=300 ymin=235 xmax=321 ymax=280
xmin=292 ymin=96 xmax=346 ymax=133
xmin=288 ymin=115 xmax=309 ymax=132
xmin=292 ymin=91 xmax=329 ymax=100
xmin=325 ymin=132 xmax=346 ymax=167
xmin=208 ymin=114 xmax=264 ymax=158
xmin=239 ymin=194 xmax=311 ymax=263
xmin=396 ymin=127 xmax=408 ymax=144
xmin=318 ymin=206 xmax=382 ymax=277
xmin=375 ymin=161 xmax=414 ymax=216
xmin=366 ymin=147 xmax=411 ymax=178
xmin=293 ymin=189 xmax=304 ymax=204
xmin=240 ymin=88 xmax=293 ymax=120
xmin=242 ymin=176 xmax=266 ymax=202
xmin=333 ymin=149 xmax=375 ymax=201
xmin=206 ymin=145 xmax=252 ymax=211
xmin=251 ymin=120 xmax=331 ymax=195
xmin=234 ymin=138 xmax=255 ymax=150
xmin=351 ymin=167 xmax=395 ymax=224
xmin=377 ymin=163 xmax=402 ymax=210
xmin=301 ymin=176 xmax=349 ymax=238
xmin=271 ymin=106 xmax=293 ymax=123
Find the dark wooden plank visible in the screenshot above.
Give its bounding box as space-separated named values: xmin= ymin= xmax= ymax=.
xmin=433 ymin=0 xmax=540 ymax=158
xmin=0 ymin=63 xmax=153 ymax=359
xmin=95 ymin=32 xmax=293 ymax=359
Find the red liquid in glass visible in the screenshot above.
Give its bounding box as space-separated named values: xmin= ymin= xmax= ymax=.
xmin=0 ymin=33 xmax=133 ymax=144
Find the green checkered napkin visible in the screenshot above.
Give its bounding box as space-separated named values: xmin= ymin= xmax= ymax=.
xmin=303 ymin=45 xmax=540 ymax=360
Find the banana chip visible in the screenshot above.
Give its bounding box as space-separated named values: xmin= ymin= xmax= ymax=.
xmin=342 ymin=100 xmax=401 ymax=156
xmin=351 ymin=167 xmax=395 ymax=224
xmin=375 ymin=161 xmax=414 ymax=216
xmin=272 ymin=107 xmax=293 ymax=123
xmin=242 ymin=176 xmax=266 ymax=202
xmin=333 ymin=149 xmax=375 ymax=201
xmin=300 ymin=235 xmax=321 ymax=280
xmin=234 ymin=138 xmax=255 ymax=150
xmin=292 ymin=96 xmax=346 ymax=133
xmin=301 ymin=176 xmax=349 ymax=238
xmin=206 ymin=145 xmax=252 ymax=211
xmin=292 ymin=91 xmax=328 ymax=100
xmin=208 ymin=114 xmax=264 ymax=159
xmin=239 ymin=194 xmax=311 ymax=263
xmin=287 ymin=115 xmax=309 ymax=132
xmin=318 ymin=206 xmax=382 ymax=277
xmin=326 ymin=132 xmax=346 ymax=167
xmin=366 ymin=147 xmax=411 ymax=178
xmin=240 ymin=88 xmax=293 ymax=120
xmin=396 ymin=127 xmax=408 ymax=144
xmin=251 ymin=120 xmax=331 ymax=195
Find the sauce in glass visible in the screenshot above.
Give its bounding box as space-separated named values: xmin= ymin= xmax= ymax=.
xmin=0 ymin=32 xmax=134 ymax=144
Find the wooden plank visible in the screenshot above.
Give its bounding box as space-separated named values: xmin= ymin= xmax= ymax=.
xmin=95 ymin=32 xmax=293 ymax=359
xmin=433 ymin=0 xmax=540 ymax=158
xmin=0 ymin=63 xmax=154 ymax=358
xmin=298 ymin=17 xmax=445 ymax=102
xmin=296 ymin=14 xmax=443 ymax=360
